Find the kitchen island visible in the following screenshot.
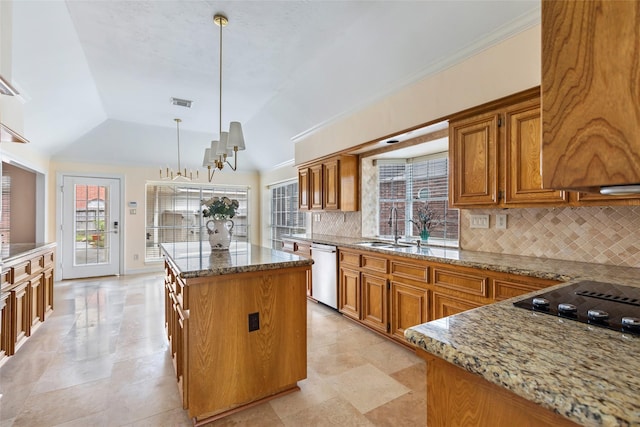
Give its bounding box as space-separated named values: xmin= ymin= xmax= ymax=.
xmin=405 ymin=275 xmax=640 ymax=427
xmin=161 ymin=242 xmax=312 ymax=425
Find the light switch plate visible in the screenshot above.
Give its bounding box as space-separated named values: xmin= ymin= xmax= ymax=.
xmin=469 ymin=214 xmax=489 ymax=229
xmin=496 ymin=214 xmax=507 ymax=229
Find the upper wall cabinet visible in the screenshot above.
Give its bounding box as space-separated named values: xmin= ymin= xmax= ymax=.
xmin=449 ymin=88 xmax=568 ymax=209
xmin=542 ymin=1 xmax=640 ymax=191
xmin=298 ymin=154 xmax=359 ymax=212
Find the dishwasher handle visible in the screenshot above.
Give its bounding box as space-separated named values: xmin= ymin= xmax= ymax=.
xmin=311 ymin=243 xmax=337 ymax=253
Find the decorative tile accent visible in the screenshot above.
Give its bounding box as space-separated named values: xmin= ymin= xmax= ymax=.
xmin=460 ymin=206 xmax=640 ymax=268
xmin=312 ymin=211 xmax=362 ymax=237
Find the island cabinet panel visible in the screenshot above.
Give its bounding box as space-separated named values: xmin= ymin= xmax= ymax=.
xmin=161 ymin=246 xmax=309 ymax=424
xmin=542 ymin=0 xmax=640 ymax=191
xmin=419 ymin=350 xmax=580 ymax=427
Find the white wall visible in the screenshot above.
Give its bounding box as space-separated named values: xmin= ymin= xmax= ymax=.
xmin=294 ymin=25 xmax=541 ymax=164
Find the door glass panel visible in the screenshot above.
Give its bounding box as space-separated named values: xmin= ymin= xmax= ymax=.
xmin=74 ymin=184 xmax=110 ymax=265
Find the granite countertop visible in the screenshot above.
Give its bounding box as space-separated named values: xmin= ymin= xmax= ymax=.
xmin=285 ymin=233 xmax=640 ymax=426
xmin=161 ymin=242 xmax=313 ymax=279
xmin=284 ymin=233 xmax=639 ymax=283
xmin=1 ymin=242 xmax=57 ymax=264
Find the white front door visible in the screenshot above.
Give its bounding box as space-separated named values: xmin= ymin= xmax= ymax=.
xmin=61 ymin=176 xmax=121 ymax=279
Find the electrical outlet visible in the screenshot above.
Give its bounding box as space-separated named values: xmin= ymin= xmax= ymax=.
xmin=248 ymin=312 xmax=260 ymax=332
xmin=496 ymin=214 xmax=507 ymax=230
xmin=133 ymin=254 xmax=139 ymax=261
xmin=469 ymin=214 xmax=489 ymax=229
xmin=314 ymin=213 xmax=322 ymax=222
xmin=130 ymin=209 xmax=136 ymax=215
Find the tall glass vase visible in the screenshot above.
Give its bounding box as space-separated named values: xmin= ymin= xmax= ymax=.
xmin=420 ymin=229 xmax=430 ymax=242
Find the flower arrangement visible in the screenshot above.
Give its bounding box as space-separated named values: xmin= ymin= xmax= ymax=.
xmin=201 ymin=196 xmax=239 ymax=220
xmin=409 ymin=202 xmax=440 ymax=240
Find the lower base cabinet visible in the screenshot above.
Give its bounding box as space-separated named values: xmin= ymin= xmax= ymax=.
xmin=0 ymin=244 xmax=56 ymax=366
xmin=390 ymin=282 xmax=429 ymax=342
xmin=337 ymin=246 xmax=560 ymax=349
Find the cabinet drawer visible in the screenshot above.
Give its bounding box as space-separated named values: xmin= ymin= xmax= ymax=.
xmin=390 ymin=260 xmax=429 ymax=283
xmin=361 ymin=254 xmax=388 ymax=274
xmin=295 ymin=243 xmax=312 ymax=257
xmin=282 ymin=240 xmax=297 ymax=252
xmin=339 ymin=250 xmax=361 ymax=267
xmin=433 ymin=267 xmax=488 ymax=297
xmin=1 ymin=269 xmax=10 ymax=289
xmin=493 ymin=279 xmax=547 ymax=301
xmin=11 ymin=261 xmax=30 ymax=284
xmin=43 ymin=251 xmax=55 ymax=268
xmin=432 ymin=292 xmax=484 ymax=320
xmin=30 ymin=256 xmax=45 ymax=275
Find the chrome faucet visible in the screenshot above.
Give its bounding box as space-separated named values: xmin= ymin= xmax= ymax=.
xmin=388 ymin=207 xmax=400 ymax=244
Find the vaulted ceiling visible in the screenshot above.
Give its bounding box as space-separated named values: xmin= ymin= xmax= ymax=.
xmin=11 ymin=1 xmax=539 ymax=172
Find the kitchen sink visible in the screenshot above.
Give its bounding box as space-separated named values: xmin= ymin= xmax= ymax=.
xmin=354 ymin=241 xmax=412 ymax=249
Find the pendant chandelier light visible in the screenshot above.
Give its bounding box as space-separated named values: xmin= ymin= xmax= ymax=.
xmin=202 ymin=13 xmax=246 ymax=182
xmin=161 ymin=118 xmax=198 ymax=180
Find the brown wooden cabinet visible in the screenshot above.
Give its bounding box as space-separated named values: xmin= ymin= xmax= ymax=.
xmin=0 ymin=244 xmax=56 ymax=366
xmin=542 ymin=0 xmax=640 ymax=192
xmin=298 ymin=154 xmax=358 ymax=211
xmin=450 ymin=88 xmax=568 ymax=208
xmin=162 ymin=251 xmax=308 ymax=423
xmin=338 ymin=245 xmax=560 ymax=349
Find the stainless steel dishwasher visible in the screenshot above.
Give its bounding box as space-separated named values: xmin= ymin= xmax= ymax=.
xmin=310 ymin=243 xmax=338 ymax=309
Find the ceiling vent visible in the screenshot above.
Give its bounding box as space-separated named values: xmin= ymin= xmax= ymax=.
xmin=171 ymin=97 xmax=192 ymax=108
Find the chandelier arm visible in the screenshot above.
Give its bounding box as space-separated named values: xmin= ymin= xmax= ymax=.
xmin=225 ymin=150 xmax=238 ymax=171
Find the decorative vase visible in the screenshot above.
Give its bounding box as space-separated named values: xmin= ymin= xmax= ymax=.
xmin=420 ymin=229 xmax=430 ymax=242
xmin=206 ymin=219 xmax=234 ymax=250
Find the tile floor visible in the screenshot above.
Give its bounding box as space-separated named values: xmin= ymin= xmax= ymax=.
xmin=0 ymin=273 xmax=426 ymax=426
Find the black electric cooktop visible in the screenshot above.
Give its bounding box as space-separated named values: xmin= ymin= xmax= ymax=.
xmin=513 ymin=280 xmax=640 ymax=335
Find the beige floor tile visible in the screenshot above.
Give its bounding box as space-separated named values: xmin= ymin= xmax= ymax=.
xmin=280 ymin=396 xmax=374 ymax=427
xmin=359 ymin=339 xmax=422 ymax=375
xmin=364 ymin=390 xmax=426 ymax=427
xmin=11 ymin=378 xmax=110 ymax=426
xmin=326 ymin=363 xmax=411 ymax=414
xmin=0 ymin=274 xmax=428 ymax=426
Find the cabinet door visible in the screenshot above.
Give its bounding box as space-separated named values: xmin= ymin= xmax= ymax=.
xmin=0 ymin=292 xmax=8 ymax=362
xmin=361 ymin=273 xmax=387 ymax=334
xmin=542 ymin=1 xmax=640 ymax=190
xmin=339 ymin=267 xmax=360 ymax=320
xmin=29 ymin=277 xmax=44 ymax=329
xmin=310 ymin=164 xmax=324 ymax=210
xmin=450 ymin=113 xmax=499 ymax=207
xmin=298 ymin=168 xmax=310 ymax=211
xmin=10 ymin=283 xmax=30 ymax=354
xmin=43 ymin=268 xmax=54 ymax=317
xmin=432 ymin=292 xmax=483 ymax=320
xmin=323 ymin=159 xmax=340 ymax=210
xmin=390 ymin=281 xmax=429 ymax=342
xmin=504 ymin=101 xmax=568 ymax=205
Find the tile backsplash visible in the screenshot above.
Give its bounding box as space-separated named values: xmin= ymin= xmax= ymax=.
xmin=460 ymin=206 xmax=640 ymax=268
xmin=307 ymin=205 xmax=640 ymax=267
